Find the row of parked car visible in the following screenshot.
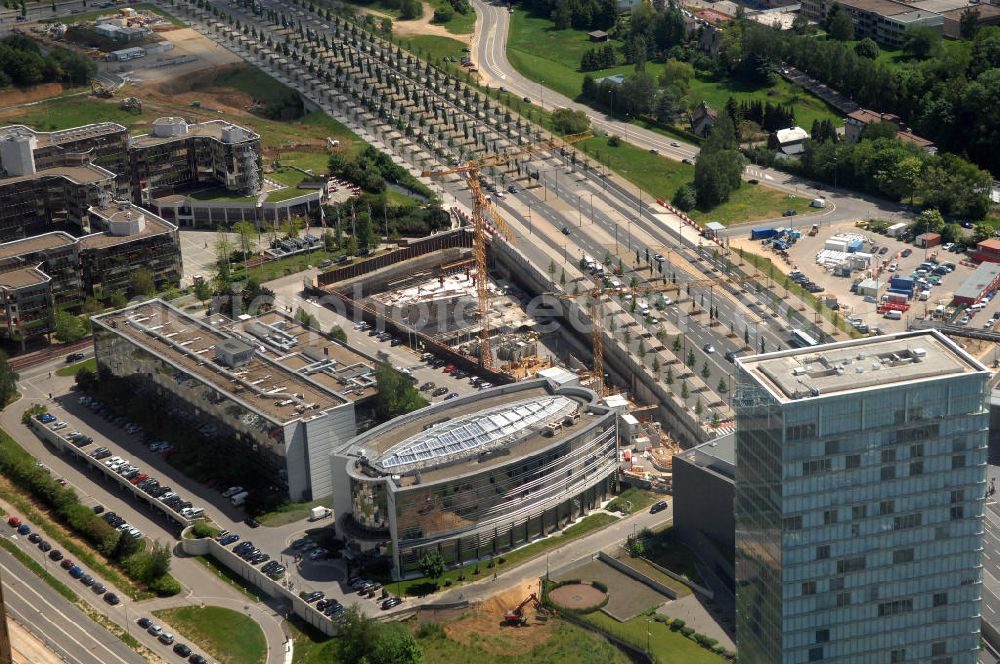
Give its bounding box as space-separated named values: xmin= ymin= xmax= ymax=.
xmin=135 ymin=617 xmax=210 ymax=663
xmin=220 ymin=529 xmax=286 ymax=580
xmin=7 ymin=515 xmax=120 ymax=604
xmin=788 ymin=269 xmax=825 ymax=294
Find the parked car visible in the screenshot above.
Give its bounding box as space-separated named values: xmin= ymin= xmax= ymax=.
xmin=650 ymin=500 xmax=669 ymax=514
xmin=173 ymin=643 xmax=192 ymax=657
xmin=65 ymin=353 xmax=85 ymax=363
xmin=104 ymin=593 xmax=120 ymax=605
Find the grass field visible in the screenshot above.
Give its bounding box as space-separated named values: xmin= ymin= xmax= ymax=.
xmin=152 ymin=606 xmax=266 ymax=664
xmin=506 ymin=9 xmax=840 ymax=130
xmin=213 ymin=66 xmax=298 ymax=107
xmin=582 ymin=612 xmax=725 ymax=663
xmin=404 ymin=34 xmax=470 ymax=77
xmin=55 ymin=358 xmax=96 ymax=377
xmin=257 ymin=497 xmax=331 ymax=527
xmin=42 ymin=3 xmax=186 ymax=26
xmin=577 ymin=136 xmax=811 ymax=225
xmin=289 ymin=617 xmax=337 ymax=664
xmin=606 ymin=487 xmax=660 ymax=515
xmin=417 ymin=618 xmax=632 ymax=664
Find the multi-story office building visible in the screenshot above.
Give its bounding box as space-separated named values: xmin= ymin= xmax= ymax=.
xmin=0 ymin=162 xmax=115 ymax=242
xmin=331 ymin=380 xmax=618 ymax=579
xmin=129 ymin=117 xmax=262 ymax=204
xmin=91 ymin=300 xmax=382 ymax=500
xmin=734 ymin=330 xmax=989 ymax=663
xmin=0 ymin=202 xmax=182 ymax=343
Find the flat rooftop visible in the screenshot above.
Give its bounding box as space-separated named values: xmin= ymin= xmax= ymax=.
xmin=737 ymin=331 xmax=985 ymax=403
xmin=224 ymin=310 xmax=379 ymax=402
xmin=0 ymin=123 xmax=126 ymax=150
xmin=0 ymin=232 xmax=76 ymax=261
xmin=0 ymin=265 xmax=49 ymax=289
xmin=130 ymin=119 xmax=259 ymax=149
xmin=0 ymin=164 xmax=114 ymax=187
xmin=350 ymin=384 xmax=599 ymax=485
xmin=841 ymin=0 xmax=912 ymax=15
xmin=92 ymin=300 xmax=345 ymax=424
xmin=79 ymin=204 xmax=177 ymax=250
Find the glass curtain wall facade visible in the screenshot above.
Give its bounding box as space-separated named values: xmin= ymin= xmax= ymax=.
xmin=735 ymin=370 xmax=988 ymax=663
xmin=346 ymin=421 xmax=618 ymax=578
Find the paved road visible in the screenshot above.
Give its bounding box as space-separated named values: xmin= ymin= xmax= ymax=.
xmin=0 ymin=546 xmax=147 ymax=664
xmin=471 ymin=0 xmax=907 ymax=229
xmin=5 ymin=360 xmax=294 ymax=663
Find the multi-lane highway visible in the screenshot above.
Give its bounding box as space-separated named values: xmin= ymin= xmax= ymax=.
xmin=0 ymin=547 xmax=146 ymax=664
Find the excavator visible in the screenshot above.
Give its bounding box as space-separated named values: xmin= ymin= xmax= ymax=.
xmin=503 ymin=592 xmax=544 ymax=626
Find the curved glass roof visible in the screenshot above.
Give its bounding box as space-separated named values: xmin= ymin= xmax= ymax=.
xmin=377 ymin=396 xmax=576 ymax=471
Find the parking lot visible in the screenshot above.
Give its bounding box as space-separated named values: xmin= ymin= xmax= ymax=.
xmin=731 ymin=219 xmax=997 ymax=336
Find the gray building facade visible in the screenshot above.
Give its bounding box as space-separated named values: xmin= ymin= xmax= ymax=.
xmin=734 ymin=330 xmax=989 ymax=663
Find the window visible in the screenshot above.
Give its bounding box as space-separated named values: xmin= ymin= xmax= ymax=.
xmin=815 ymin=629 xmax=829 ymax=643
xmin=882 ymin=449 xmax=896 ymax=463
xmin=787 ymin=423 xmax=817 ymax=441
xmin=910 ymin=444 xmax=924 ymax=458
xmin=784 ymin=516 xmax=803 ymax=530
xmin=816 ymin=545 xmax=830 ymax=560
xmin=802 ymin=581 xmax=817 ymax=596
xmin=933 ymin=592 xmax=947 ymax=607
xmin=880 ymin=500 xmax=895 ymax=515
xmin=932 ymin=642 xmax=947 ymax=657
xmin=881 ymin=465 xmax=896 ymax=480
xmin=893 ymin=548 xmax=914 ymax=564
xmin=878 ymin=598 xmax=913 ymax=616
xmin=803 ymin=459 xmax=832 ymax=476
xmin=829 ymin=577 xmax=844 ymax=591
xmin=910 ymin=461 xmax=923 ymax=476
xmin=953 ymin=438 xmax=967 ymax=452
xmin=845 ymin=454 xmax=861 ymax=469
xmin=890 ymin=649 xmax=906 ymax=663
xmin=951 ymin=489 xmax=965 ymax=503
xmin=824 ymin=509 xmax=838 ymax=525
xmin=952 ymin=455 xmax=966 ymax=469
xmin=852 ymin=505 xmax=866 ymax=520
xmin=836 ymin=592 xmax=851 ymax=607
xmin=825 ymin=440 xmax=840 ymax=455
xmin=809 ymin=647 xmax=824 ymax=662
xmin=951 ymin=505 xmax=964 ymax=520
xmin=837 ymin=557 xmax=866 ymax=574
xmin=894 ymin=513 xmax=922 ymax=530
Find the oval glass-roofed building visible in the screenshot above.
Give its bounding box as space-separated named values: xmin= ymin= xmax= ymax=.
xmin=331 ymin=379 xmax=618 ymax=579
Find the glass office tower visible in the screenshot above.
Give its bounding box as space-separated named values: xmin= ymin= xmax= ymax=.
xmin=734 ymin=331 xmax=989 ymax=663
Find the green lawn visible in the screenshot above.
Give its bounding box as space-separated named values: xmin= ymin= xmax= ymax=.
xmin=389 ymin=512 xmax=621 ymax=597
xmin=257 ymin=497 xmax=330 ymax=527
xmin=417 ymin=618 xmax=632 ymax=664
xmin=189 ymin=187 xmax=256 ymax=203
xmin=55 ymin=357 xmax=96 ymax=377
xmin=214 ymin=66 xmax=297 ymax=107
xmin=231 ymin=248 xmax=343 ymax=282
xmin=606 ymin=487 xmax=660 ymax=515
xmin=577 ymin=136 xmax=811 ymax=225
xmin=194 ymin=556 xmax=267 ymax=602
xmin=641 ymin=530 xmax=704 ymax=586
xmin=289 ymin=617 xmax=337 ymax=664
xmin=437 ymin=6 xmax=476 ymax=35
xmin=152 ymin=606 xmax=266 ymax=664
xmin=278 ymin=151 xmax=331 ymax=175
xmin=404 ymin=35 xmax=470 ymax=77
xmin=506 ymin=8 xmax=840 ymax=130
xmin=42 ymin=3 xmax=186 ymax=26
xmin=582 ymin=612 xmax=725 ymax=663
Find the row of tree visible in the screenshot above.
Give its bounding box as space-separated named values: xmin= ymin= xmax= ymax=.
xmin=522 ymin=0 xmax=618 ymax=31
xmin=0 ymin=34 xmax=96 ymax=88
xmin=723 ymin=98 xmax=796 ymax=134
xmin=579 ymin=44 xmax=616 ymax=72
xmin=691 ymin=115 xmax=745 ymax=208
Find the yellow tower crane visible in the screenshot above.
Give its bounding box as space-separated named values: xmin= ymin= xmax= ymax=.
xmin=423 ymin=132 xmax=590 ymax=369
xmin=557 ymin=275 xmax=750 ymax=397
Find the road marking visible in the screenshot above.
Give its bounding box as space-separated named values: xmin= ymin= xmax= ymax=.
xmin=0 ymin=557 xmax=136 ymax=664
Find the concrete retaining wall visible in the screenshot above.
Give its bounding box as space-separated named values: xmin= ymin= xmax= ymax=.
xmin=596 ymin=551 xmax=677 ymax=600
xmin=28 ymin=419 xmax=196 ymax=529
xmin=179 ymin=537 xmax=337 ymax=636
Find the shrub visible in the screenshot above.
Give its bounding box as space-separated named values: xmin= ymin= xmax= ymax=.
xmin=498 ymin=556 xmax=506 ymax=564
xmin=190 ymin=522 xmax=218 ymax=539
xmin=712 ymin=644 xmax=726 ymax=654
xmin=444 ymin=579 xmax=453 ymax=587
xmin=21 ymin=405 xmax=47 ymax=425
xmin=416 ymin=621 xmax=446 ymax=639
xmin=457 ymin=574 xmax=465 ymax=581
xmin=693 ymin=633 xmax=717 ymax=647
xmin=670 ymin=618 xmax=686 ymax=630
xmin=590 ymin=580 xmax=608 ymax=593
xmin=654 ymin=614 xmax=668 ymax=623
xmin=680 ymin=626 xmax=695 ymax=637
xmin=149 ymin=574 xmax=183 ymax=597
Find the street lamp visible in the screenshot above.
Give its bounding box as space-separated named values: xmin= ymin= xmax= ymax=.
xmin=589 ymin=193 xmax=594 ymax=225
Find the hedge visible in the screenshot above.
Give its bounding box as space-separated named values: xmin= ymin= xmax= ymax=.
xmin=591 ymin=580 xmax=608 ymax=593
xmin=5 ymin=416 xmax=180 ymax=596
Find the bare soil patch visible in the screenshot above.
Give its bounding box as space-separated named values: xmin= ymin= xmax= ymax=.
xmin=549 ymin=583 xmax=606 ymax=611
xmin=431 ymin=582 xmax=553 ymax=655
xmin=0 ymin=83 xmax=68 ymax=109
xmin=358 ymin=2 xmax=470 ymax=41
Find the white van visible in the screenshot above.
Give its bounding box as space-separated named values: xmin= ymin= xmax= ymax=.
xmin=884 ymin=310 xmax=902 ymax=320
xmin=919 ymin=290 xmax=931 ymax=301
xmin=230 ymin=491 xmax=249 ymax=507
